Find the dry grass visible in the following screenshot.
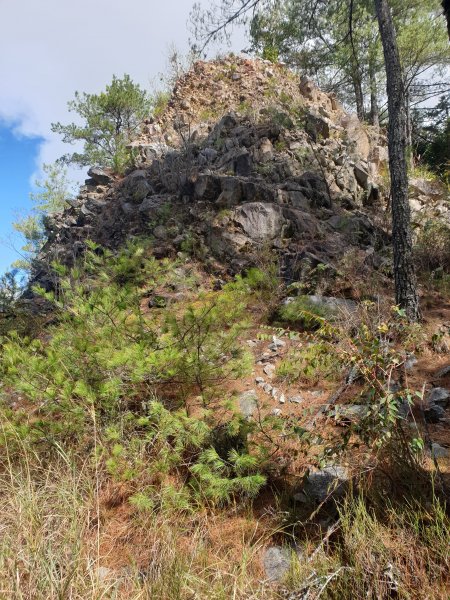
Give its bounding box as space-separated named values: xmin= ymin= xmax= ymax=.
xmin=0 ymin=445 xmax=448 ymax=599
xmin=0 ymin=447 xmax=278 ymax=600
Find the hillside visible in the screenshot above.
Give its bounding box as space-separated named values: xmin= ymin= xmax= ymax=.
xmin=1 ymin=56 xmax=449 ymax=599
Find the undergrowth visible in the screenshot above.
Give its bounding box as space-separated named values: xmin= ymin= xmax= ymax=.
xmin=0 ymin=241 xmax=448 ymax=599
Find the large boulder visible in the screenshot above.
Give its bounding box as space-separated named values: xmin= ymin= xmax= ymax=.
xmin=232 ymin=202 xmax=286 ymax=241
xmin=121 ymin=170 xmax=152 ymax=203
xmin=87 ymin=166 xmax=113 ymax=185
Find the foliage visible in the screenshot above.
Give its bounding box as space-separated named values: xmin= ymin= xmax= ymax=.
xmin=0 ymin=270 xmax=23 ymax=313
xmin=51 ymin=74 xmax=152 ymax=173
xmin=277 ymin=339 xmax=343 ymax=385
xmin=413 ymin=95 xmax=450 ymax=180
xmin=104 ymin=400 xmax=266 ymax=507
xmin=277 ymin=295 xmax=333 ymax=330
xmin=247 ymin=0 xmax=449 ymax=125
xmin=414 ymin=218 xmax=450 ymax=274
xmin=0 ymin=243 xmax=269 ymax=508
xmin=283 ymin=494 xmax=450 ymax=599
xmin=12 ymin=163 xmax=74 ymax=269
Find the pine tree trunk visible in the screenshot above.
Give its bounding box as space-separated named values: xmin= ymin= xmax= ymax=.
xmin=369 ymin=58 xmax=380 ymax=129
xmin=405 ymin=90 xmax=414 ymax=169
xmin=443 ymin=0 xmax=450 ymax=39
xmin=352 ymin=71 xmax=365 ymax=121
xmin=374 ymin=0 xmax=420 ymax=321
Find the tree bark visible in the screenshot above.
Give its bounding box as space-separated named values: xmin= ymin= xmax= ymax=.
xmin=352 ymin=70 xmax=365 ymax=121
xmin=405 ymin=89 xmax=414 ymax=169
xmin=369 ymin=57 xmax=380 ymax=128
xmin=374 ymin=0 xmax=420 ymax=321
xmin=443 ymin=0 xmax=450 ymax=39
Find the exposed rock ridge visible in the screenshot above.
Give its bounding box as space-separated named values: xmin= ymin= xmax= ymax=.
xmin=28 ymin=56 xmax=447 ymax=294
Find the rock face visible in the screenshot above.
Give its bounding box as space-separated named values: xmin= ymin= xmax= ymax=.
xmin=233 ymin=203 xmax=286 ymax=241
xmin=27 ymin=56 xmax=447 ymax=295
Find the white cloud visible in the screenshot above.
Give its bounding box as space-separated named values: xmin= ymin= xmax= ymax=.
xmin=0 ymin=0 xmax=247 ymax=181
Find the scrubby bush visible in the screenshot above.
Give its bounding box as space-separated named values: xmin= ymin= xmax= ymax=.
xmin=415 ymin=218 xmax=450 ymax=275
xmin=278 ymin=295 xmax=332 ymax=329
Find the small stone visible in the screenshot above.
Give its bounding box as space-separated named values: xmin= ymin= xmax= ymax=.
xmin=271 ymin=388 xmax=279 ymax=399
xmin=271 ymin=336 xmax=286 ymax=348
xmin=431 ymin=443 xmax=449 ymax=459
xmin=279 ymin=393 xmax=286 ymax=404
xmin=263 ymin=546 xmax=291 ymax=582
xmin=302 ymin=466 xmax=349 ymax=503
xmin=238 ymin=390 xmax=258 ymax=419
xmin=289 ymin=395 xmax=303 ymax=404
xmin=271 ymin=408 xmax=282 ymax=416
xmin=263 ymin=364 xmax=276 ymax=378
xmin=332 ymin=404 xmax=369 ymax=424
xmin=263 ymin=383 xmax=273 ymax=394
xmin=405 ymin=354 xmax=418 ymax=371
xmin=255 ymin=377 xmax=265 ymax=384
xmin=247 ymin=339 xmax=257 ymax=347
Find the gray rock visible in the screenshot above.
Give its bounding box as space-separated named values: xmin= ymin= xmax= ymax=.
xmin=302 ymin=295 xmax=357 ymax=315
xmin=263 ymin=383 xmax=273 ymax=394
xmin=269 ymin=336 xmax=286 ymax=349
xmin=263 ymin=546 xmax=291 ymax=582
xmin=301 ymin=466 xmax=349 ymax=503
xmin=431 ymin=443 xmax=449 ymax=459
xmin=424 ymin=404 xmax=445 ymax=423
xmin=405 ymin=354 xmax=418 ymax=372
xmin=263 ymin=364 xmax=276 ymax=378
xmin=427 ymin=388 xmax=450 ymax=408
xmin=122 ymin=171 xmax=152 ymax=203
xmin=354 ymin=163 xmax=370 ymax=189
xmin=234 ymin=152 xmax=252 ymax=176
xmin=272 ymin=408 xmax=282 ymax=416
xmin=434 ymin=365 xmax=450 ymax=379
xmin=233 ymin=202 xmax=285 ymax=242
xmin=238 ymin=390 xmax=258 ymax=418
xmin=332 ymin=404 xmax=369 ymax=423
xmin=289 ymin=395 xmax=303 ymax=404
xmin=255 ymin=376 xmax=265 ymax=384
xmin=87 ymin=167 xmax=113 ymax=185
xmin=279 ymin=393 xmax=286 ymax=404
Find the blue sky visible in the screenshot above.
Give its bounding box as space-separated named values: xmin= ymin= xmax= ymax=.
xmin=0 ymin=125 xmax=44 ymax=274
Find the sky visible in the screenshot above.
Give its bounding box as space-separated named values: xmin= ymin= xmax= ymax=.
xmin=0 ymin=0 xmax=246 ymax=274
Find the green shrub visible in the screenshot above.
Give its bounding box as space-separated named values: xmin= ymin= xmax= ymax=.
xmin=277 ymin=339 xmax=342 ymax=385
xmin=278 ymin=296 xmax=332 ymax=330
xmin=415 ymin=218 xmax=450 ymax=274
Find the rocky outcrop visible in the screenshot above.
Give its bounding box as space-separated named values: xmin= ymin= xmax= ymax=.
xmin=27 ymin=56 xmax=448 ymax=295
